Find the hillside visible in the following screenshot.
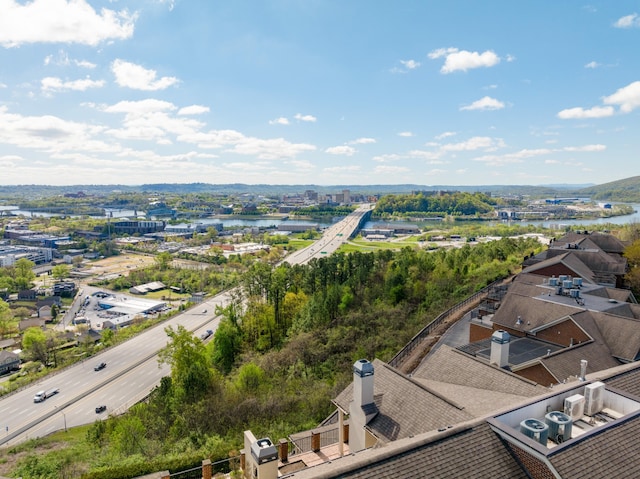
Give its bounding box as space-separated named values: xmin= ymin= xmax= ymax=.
xmin=576 ymin=176 xmax=640 ymax=202
xmin=1 ymin=176 xmax=639 ymax=202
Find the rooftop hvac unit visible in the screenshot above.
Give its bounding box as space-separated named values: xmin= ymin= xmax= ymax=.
xmin=549 ymin=277 xmax=559 ymax=286
xmin=563 ymin=280 xmax=574 ymax=289
xmin=564 ymin=394 xmax=585 ymax=421
xmin=545 ymin=411 xmax=573 ymax=444
xmin=569 ymin=289 xmax=580 ymax=298
xmin=559 ymin=275 xmax=567 ymax=282
xmin=572 ymin=277 xmax=583 ymax=287
xmin=584 ymin=382 xmax=605 ymax=416
xmin=556 ymin=286 xmax=563 ymax=295
xmin=520 ymin=418 xmax=549 ymax=445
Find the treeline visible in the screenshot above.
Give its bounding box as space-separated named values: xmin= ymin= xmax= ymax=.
xmin=11 ymin=237 xmax=545 ymax=478
xmin=290 ymin=204 xmax=357 ymax=217
xmin=374 ymin=191 xmax=498 ymax=216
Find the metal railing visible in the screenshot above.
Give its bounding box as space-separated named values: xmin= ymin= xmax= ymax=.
xmin=388 ymin=278 xmax=508 ymax=369
xmin=169 ymin=465 xmax=203 ymax=479
xmin=290 ymin=426 xmax=341 ymax=456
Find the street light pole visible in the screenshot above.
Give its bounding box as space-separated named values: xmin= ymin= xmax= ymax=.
xmin=62 ymin=411 xmax=67 ymax=432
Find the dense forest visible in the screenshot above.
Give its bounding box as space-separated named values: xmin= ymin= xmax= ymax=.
xmin=5 ymin=237 xmax=546 ymax=478
xmin=373 ymin=191 xmax=500 ymax=217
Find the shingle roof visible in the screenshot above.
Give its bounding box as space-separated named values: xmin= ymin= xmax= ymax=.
xmin=603 ymin=365 xmax=640 ymax=397
xmin=333 ymin=359 xmax=473 ymax=443
xmin=540 ymin=341 xmax=619 ymax=384
xmin=413 ymin=346 xmax=547 ymax=398
xmin=549 ymin=416 xmax=640 ymax=479
xmin=491 ymin=293 xmax=578 ymax=331
xmin=522 ymin=252 xmax=598 ymax=283
xmin=591 ymin=311 xmax=640 ymax=361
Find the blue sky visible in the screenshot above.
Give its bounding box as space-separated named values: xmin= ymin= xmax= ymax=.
xmin=1 ymin=1 xmax=639 ymax=187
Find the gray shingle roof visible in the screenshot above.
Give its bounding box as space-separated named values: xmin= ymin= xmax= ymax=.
xmin=413 ymin=346 xmax=547 ymax=398
xmin=549 ymin=416 xmax=640 ymax=479
xmin=333 ymin=359 xmax=473 ymax=443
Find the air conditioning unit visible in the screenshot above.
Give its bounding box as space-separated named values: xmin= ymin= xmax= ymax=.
xmin=563 ymin=280 xmax=574 ymax=290
xmin=572 ymin=277 xmax=583 ymax=287
xmin=520 ymin=418 xmax=549 ymax=445
xmin=584 ymin=381 xmax=605 ymax=416
xmin=569 ymin=289 xmax=580 ymax=298
xmin=545 ymin=411 xmax=573 ymax=444
xmin=564 ymin=394 xmax=585 ymax=421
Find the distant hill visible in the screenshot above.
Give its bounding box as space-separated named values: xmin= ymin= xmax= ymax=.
xmin=575 ymin=176 xmax=640 ymax=202
xmin=1 ymin=177 xmax=639 ymax=202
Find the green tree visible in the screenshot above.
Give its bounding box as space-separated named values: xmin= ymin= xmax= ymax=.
xmin=51 ymin=264 xmax=70 ymax=282
xmin=22 ymin=327 xmax=48 ymax=363
xmin=158 ymin=325 xmax=213 ymax=404
xmin=14 ymin=258 xmax=36 ymax=290
xmin=210 ymin=318 xmax=241 ymax=374
xmin=155 ymin=252 xmax=173 ymax=270
xmin=0 ymin=299 xmax=16 ymax=339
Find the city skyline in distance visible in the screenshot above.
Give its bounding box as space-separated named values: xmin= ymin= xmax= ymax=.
xmin=1 ymin=1 xmax=639 ymax=187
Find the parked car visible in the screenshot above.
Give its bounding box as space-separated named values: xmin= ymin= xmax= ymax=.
xmin=94 ymin=362 xmax=106 ymax=371
xmin=95 ymin=405 xmax=106 ymax=414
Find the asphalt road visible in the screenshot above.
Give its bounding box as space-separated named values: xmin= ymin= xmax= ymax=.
xmin=0 ymin=206 xmax=371 ymax=446
xmin=0 ymin=292 xmax=229 ymax=446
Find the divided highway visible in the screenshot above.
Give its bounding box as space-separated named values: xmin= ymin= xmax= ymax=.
xmin=0 ymin=205 xmax=372 ymax=446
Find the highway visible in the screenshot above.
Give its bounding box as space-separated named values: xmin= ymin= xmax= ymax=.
xmin=0 ymin=205 xmax=372 ymax=446
xmin=282 ymin=204 xmax=372 ymax=265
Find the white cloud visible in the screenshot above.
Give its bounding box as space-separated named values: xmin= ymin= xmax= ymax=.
xmin=0 ymin=0 xmax=137 ymax=48
xmin=325 ymin=145 xmax=357 ymax=156
xmin=41 ymin=76 xmax=105 ymax=92
xmin=294 ymin=113 xmax=316 ymax=122
xmin=101 ymin=99 xmax=204 ymax=142
xmin=397 ymin=131 xmax=413 ymax=137
xmin=435 ymin=131 xmax=456 ymax=140
xmin=427 ymin=47 xmax=459 ymax=59
xmin=75 ymin=59 xmax=96 ymax=69
xmin=323 ymin=165 xmax=361 ymax=173
xmin=286 ymin=159 xmax=314 ymax=169
xmin=563 ymin=144 xmax=606 ymax=152
xmin=0 ymin=82 xmax=7 ymax=88
xmin=374 ymin=165 xmax=409 ymax=174
xmin=473 ymin=144 xmax=605 ymax=166
xmin=102 ymin=99 xmax=177 ymax=114
xmin=350 ymin=137 xmax=376 ymax=144
xmin=584 ymin=61 xmax=600 ymax=69
xmin=178 ymin=105 xmax=210 ymax=115
xmin=0 ymin=105 xmax=114 ymax=155
xmin=603 ymin=81 xmax=640 ymax=113
xmin=614 ymin=13 xmax=640 ymax=28
xmin=269 ymin=117 xmax=290 ymax=125
xmin=372 ymin=154 xmax=403 ymax=163
xmin=429 ymin=48 xmax=500 ymax=74
xmin=391 ymin=59 xmax=421 ymax=73
xmin=441 ymin=136 xmax=504 ymax=152
xmin=557 ymin=106 xmax=614 ymax=119
xmin=178 ymin=129 xmax=316 ymax=160
xmin=408 ymin=150 xmax=443 ymax=161
xmin=111 ymin=59 xmax=179 ymax=91
xmin=43 ymin=50 xmax=96 ymax=68
xmin=505 ymin=54 xmax=516 ymax=62
xmin=460 ymin=96 xmax=505 ymax=111
xmin=401 ymin=59 xmax=420 ymax=70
